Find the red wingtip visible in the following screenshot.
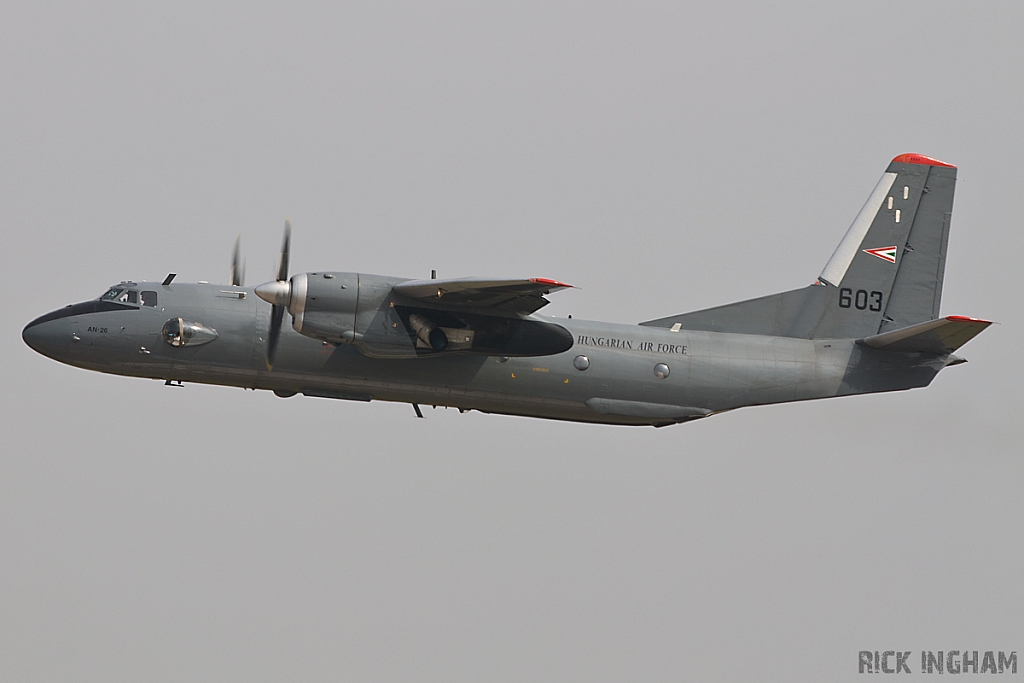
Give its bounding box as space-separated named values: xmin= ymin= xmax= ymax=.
xmin=529 ymin=277 xmax=574 ymax=288
xmin=892 ymin=153 xmax=956 ymax=168
xmin=946 ymin=315 xmax=992 ymax=324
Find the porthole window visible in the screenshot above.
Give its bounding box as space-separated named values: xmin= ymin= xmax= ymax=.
xmin=654 ymin=363 xmax=670 ymax=379
xmin=573 ymin=355 xmax=590 ymax=371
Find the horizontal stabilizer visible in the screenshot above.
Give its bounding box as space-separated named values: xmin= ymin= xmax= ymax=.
xmin=857 ymin=316 xmax=992 ymax=354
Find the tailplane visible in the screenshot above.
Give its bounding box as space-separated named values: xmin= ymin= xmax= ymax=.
xmin=857 ymin=315 xmax=992 ymax=354
xmin=641 ymin=154 xmax=959 ymax=339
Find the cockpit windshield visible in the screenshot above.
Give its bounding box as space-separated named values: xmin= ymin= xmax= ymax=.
xmin=99 ymin=287 xmax=156 ymax=306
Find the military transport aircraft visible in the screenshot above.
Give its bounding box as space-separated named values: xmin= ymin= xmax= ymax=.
xmin=23 ymin=154 xmax=991 ymax=427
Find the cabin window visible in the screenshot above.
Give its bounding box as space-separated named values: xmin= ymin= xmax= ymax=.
xmin=141 ymin=291 xmax=158 ymax=307
xmin=126 ymin=290 xmax=139 ymax=304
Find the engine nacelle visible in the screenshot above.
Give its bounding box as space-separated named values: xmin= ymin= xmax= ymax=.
xmin=286 ymin=272 xmax=359 ymax=343
xmin=261 ymin=271 xmax=572 ymax=358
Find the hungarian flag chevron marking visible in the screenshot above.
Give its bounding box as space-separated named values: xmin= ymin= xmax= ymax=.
xmin=863 ymin=246 xmax=898 ymax=263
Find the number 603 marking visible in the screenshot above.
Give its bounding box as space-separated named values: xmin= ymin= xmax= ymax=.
xmin=839 ymin=288 xmax=883 ymax=311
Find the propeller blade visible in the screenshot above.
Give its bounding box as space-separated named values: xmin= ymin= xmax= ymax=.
xmin=277 ymin=220 xmax=291 ymax=282
xmin=264 ymin=220 xmax=292 ymax=369
xmin=230 ymin=233 xmax=245 ymax=286
xmin=266 ymin=303 xmax=284 ymax=369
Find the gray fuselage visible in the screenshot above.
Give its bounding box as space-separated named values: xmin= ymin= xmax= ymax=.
xmin=23 ymin=281 xmax=946 ymax=426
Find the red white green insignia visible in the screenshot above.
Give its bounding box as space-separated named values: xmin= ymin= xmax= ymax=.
xmin=864 ymin=246 xmax=898 ymax=263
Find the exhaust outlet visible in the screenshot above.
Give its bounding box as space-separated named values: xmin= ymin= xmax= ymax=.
xmin=407 ymin=313 xmax=448 ymax=351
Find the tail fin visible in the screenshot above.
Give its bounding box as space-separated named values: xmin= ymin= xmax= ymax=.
xmin=640 ymin=154 xmax=958 ymax=339
xmin=815 ymin=153 xmax=957 ymax=336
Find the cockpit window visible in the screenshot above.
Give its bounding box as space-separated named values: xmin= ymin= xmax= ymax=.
xmin=100 ymin=287 xmax=154 ymax=306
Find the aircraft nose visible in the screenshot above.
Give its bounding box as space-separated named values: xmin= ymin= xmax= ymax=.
xmin=22 ymin=315 xmax=71 ymax=361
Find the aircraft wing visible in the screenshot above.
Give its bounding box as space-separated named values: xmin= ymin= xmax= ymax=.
xmin=393 ymin=277 xmax=574 ymax=315
xmin=857 ymin=316 xmax=992 ymax=354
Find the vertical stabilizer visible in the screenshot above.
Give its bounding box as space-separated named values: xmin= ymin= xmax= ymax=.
xmin=811 ymin=153 xmax=957 ymax=338
xmin=641 ymin=154 xmax=958 ymax=340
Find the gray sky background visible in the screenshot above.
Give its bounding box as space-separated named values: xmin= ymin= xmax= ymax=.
xmin=2 ymin=2 xmax=1022 ymax=681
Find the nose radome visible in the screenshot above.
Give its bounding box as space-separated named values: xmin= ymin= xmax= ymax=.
xmin=22 ymin=316 xmax=71 ymax=361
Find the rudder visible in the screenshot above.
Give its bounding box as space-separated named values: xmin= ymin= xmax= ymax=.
xmin=877 ymin=156 xmax=957 ymax=332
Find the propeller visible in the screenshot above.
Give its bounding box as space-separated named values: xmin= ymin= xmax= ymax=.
xmin=254 ymin=220 xmax=292 ymax=369
xmin=230 ymin=233 xmax=245 ymax=287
